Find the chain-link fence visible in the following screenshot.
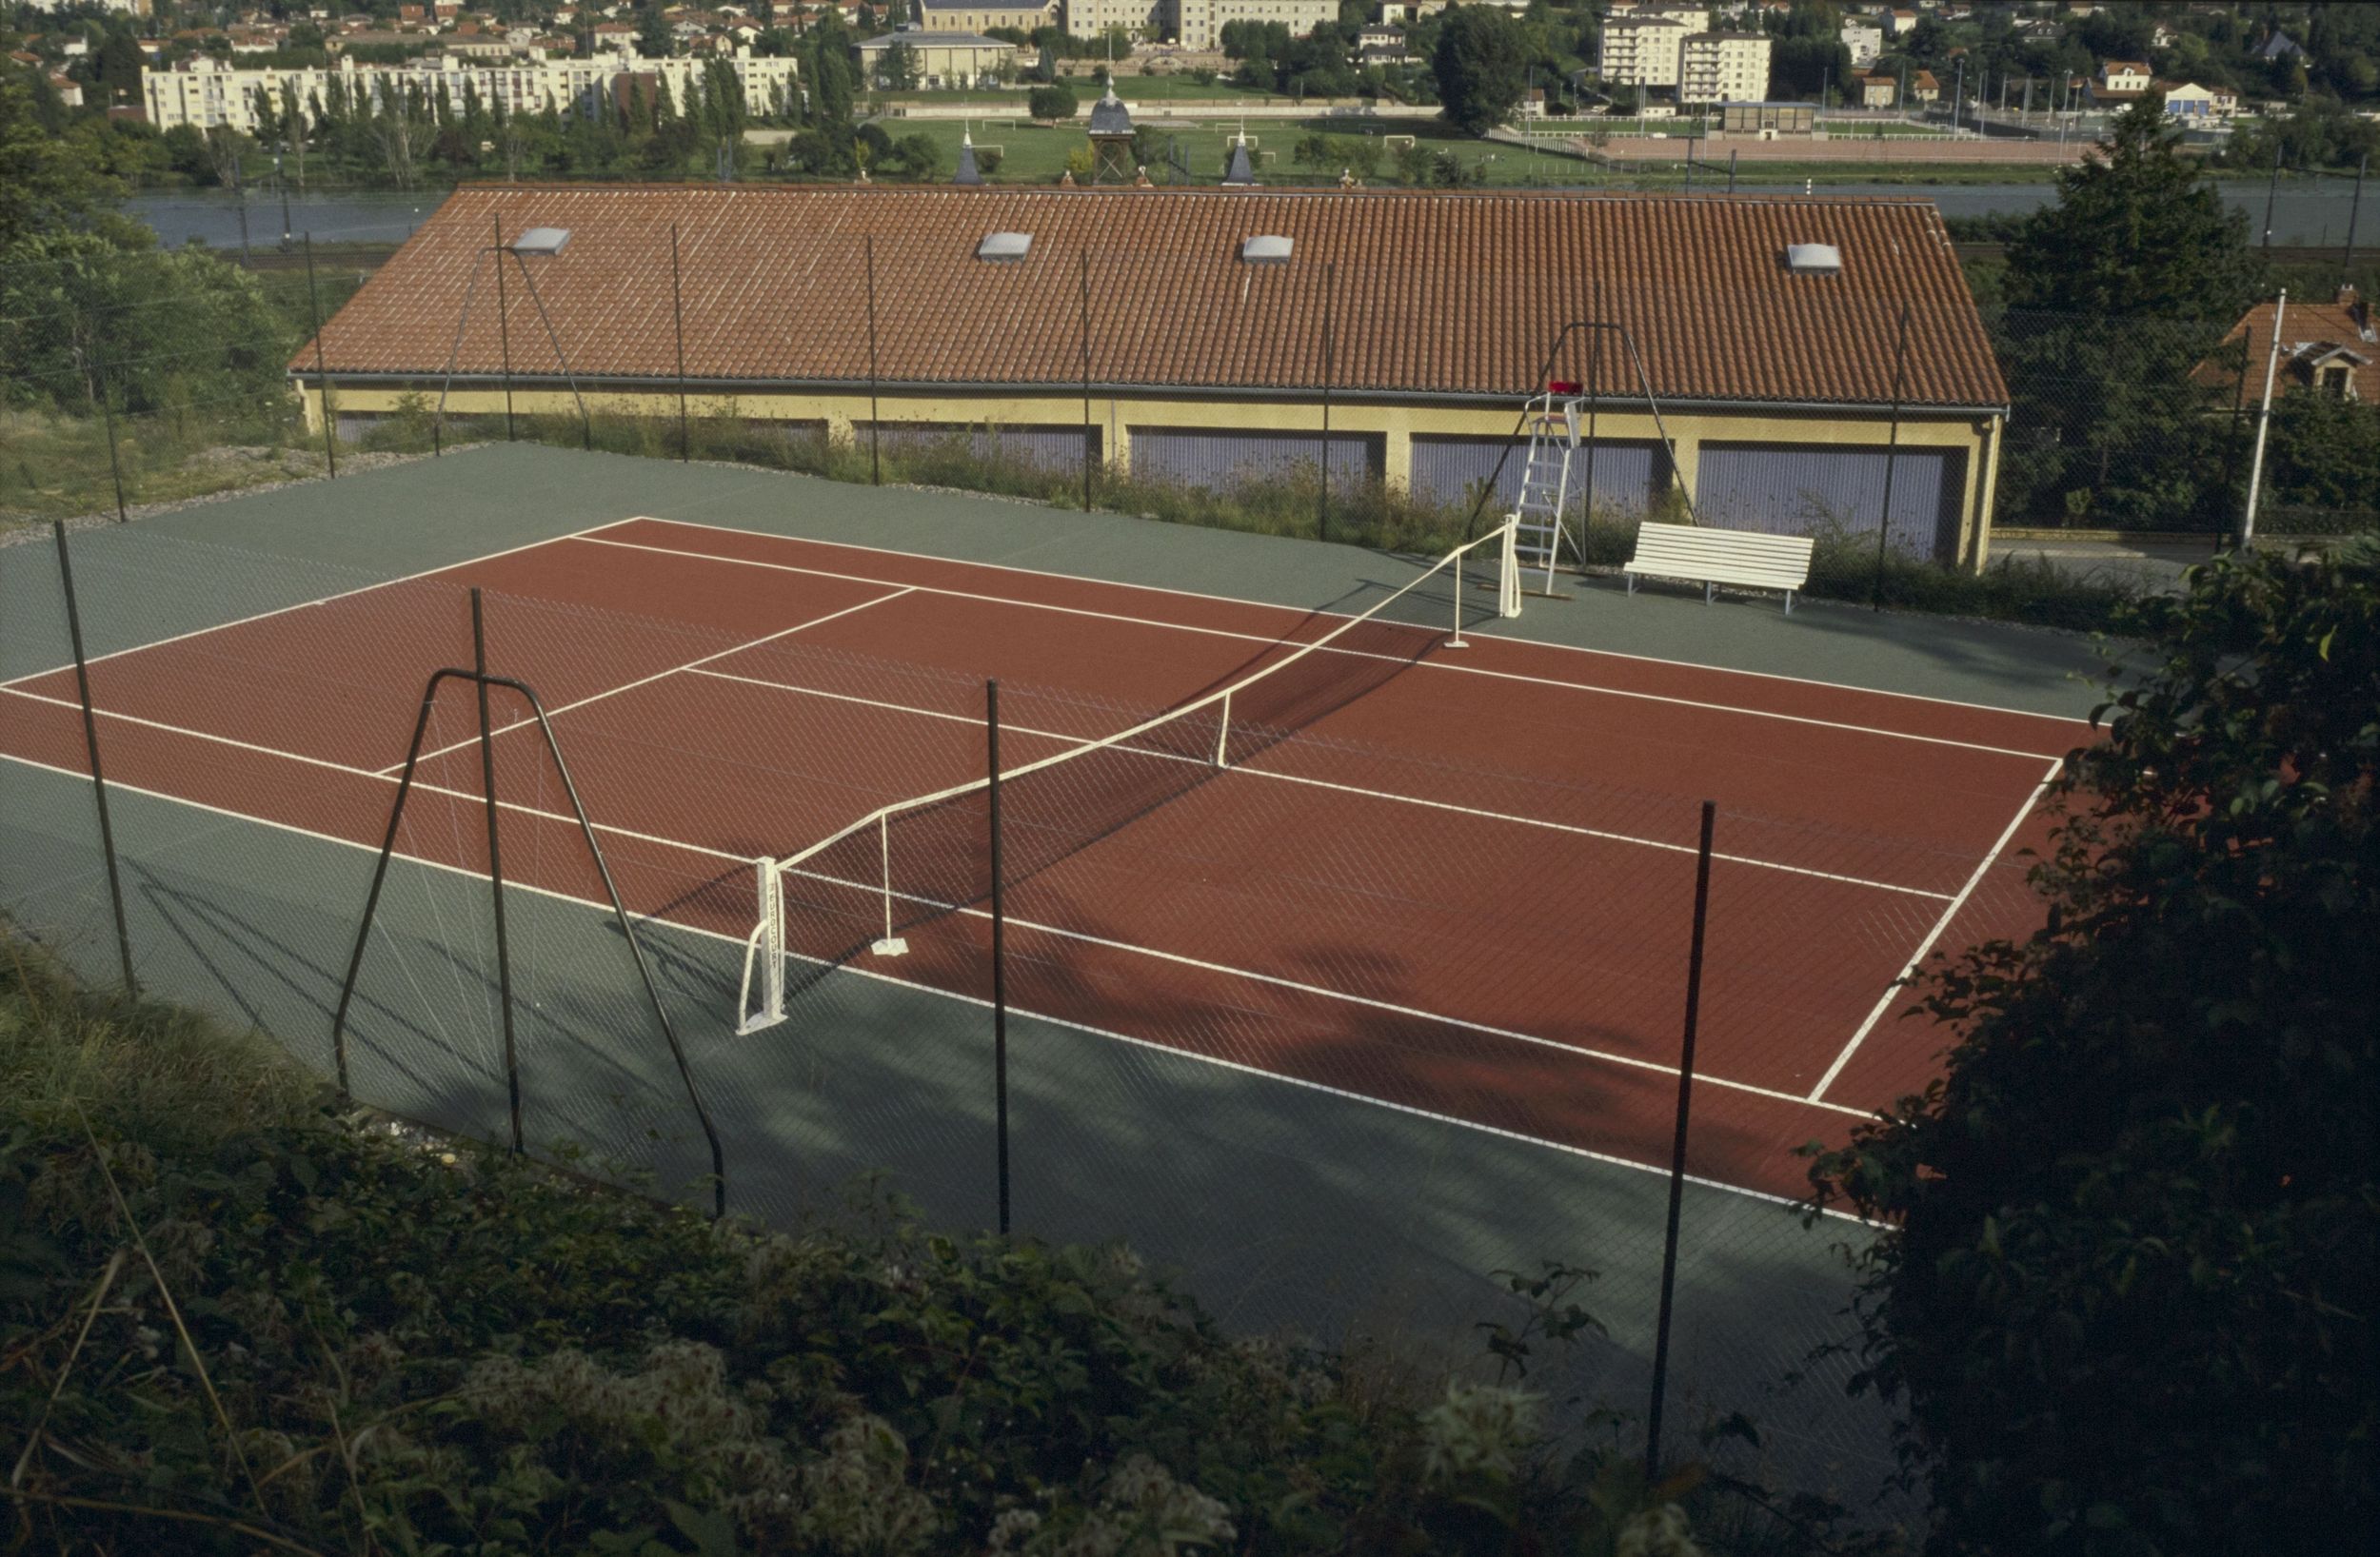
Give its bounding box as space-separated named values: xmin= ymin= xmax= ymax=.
xmin=0 ymin=504 xmax=2062 ymax=1505
xmin=24 ymin=222 xmax=2350 ymax=631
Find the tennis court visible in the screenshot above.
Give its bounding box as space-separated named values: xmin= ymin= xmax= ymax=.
xmin=0 ymin=509 xmax=2075 ymax=1207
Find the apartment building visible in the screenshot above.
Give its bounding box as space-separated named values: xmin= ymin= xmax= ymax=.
xmin=141 ymin=48 xmax=802 ymax=135
xmin=1599 ymin=15 xmax=1692 ymax=89
xmin=1679 ymin=30 xmax=1771 ymax=106
xmin=1839 ymin=19 xmax=1880 ymax=66
xmin=1065 ymin=0 xmax=1165 ymax=39
xmin=1600 ymin=13 xmax=1769 ymax=104
xmin=1174 ymin=0 xmax=1341 ymax=51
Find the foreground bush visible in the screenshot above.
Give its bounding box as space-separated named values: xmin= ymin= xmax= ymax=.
xmin=0 ymin=945 xmax=1870 ymax=1554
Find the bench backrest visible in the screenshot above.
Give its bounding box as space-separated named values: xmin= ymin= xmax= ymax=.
xmin=1626 ymin=522 xmax=1815 ymax=590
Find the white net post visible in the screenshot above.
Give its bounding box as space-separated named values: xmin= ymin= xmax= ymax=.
xmin=871 ymin=812 xmax=908 ymax=956
xmin=1497 ymin=519 xmax=1523 ymax=618
xmin=740 ymin=855 xmax=786 ymax=1034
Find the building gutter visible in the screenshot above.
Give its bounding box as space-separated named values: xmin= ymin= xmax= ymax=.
xmin=288 ymin=368 xmax=2011 ymax=421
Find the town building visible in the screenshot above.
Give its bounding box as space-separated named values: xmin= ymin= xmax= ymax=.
xmin=1173 ymin=0 xmax=1343 ymax=51
xmin=140 ymin=48 xmax=802 ymax=135
xmin=858 ymin=30 xmax=1023 ymax=88
xmin=2159 ymin=81 xmax=2238 ymax=121
xmin=2198 ymin=288 xmax=2378 ymax=405
xmin=1838 ymin=19 xmax=1881 ymax=67
xmin=1065 ymin=0 xmax=1165 ymax=39
xmin=915 ymin=0 xmax=1059 ymax=33
xmin=1678 ymin=31 xmax=1771 ymax=107
xmin=1854 ymin=70 xmax=1896 ymax=108
xmin=1599 ymin=13 xmax=1769 ymax=104
xmin=1599 ymin=16 xmax=1692 ymax=89
xmin=291 ymin=186 xmax=2013 ymax=567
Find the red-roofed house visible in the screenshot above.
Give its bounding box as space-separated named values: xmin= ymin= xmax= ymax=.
xmin=2199 ymin=289 xmax=2380 ymax=406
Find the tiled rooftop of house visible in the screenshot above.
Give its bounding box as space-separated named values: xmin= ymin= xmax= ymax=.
xmin=296 ymin=184 xmax=2009 ymax=409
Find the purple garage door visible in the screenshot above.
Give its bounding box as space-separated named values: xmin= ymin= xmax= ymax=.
xmin=859 ymin=423 xmax=1094 ymax=474
xmin=1693 ymin=443 xmax=1965 ymax=561
xmin=1129 ymin=428 xmax=1379 ymax=491
xmin=1408 ymin=434 xmax=1665 ymax=517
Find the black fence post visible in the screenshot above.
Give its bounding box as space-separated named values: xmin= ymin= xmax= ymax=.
xmin=1646 ymin=798 xmax=1716 ymax=1488
xmin=472 ymin=589 xmax=524 ymax=1154
xmin=673 ymin=222 xmax=690 ymax=463
xmin=1872 ymin=304 xmax=1911 ymax=612
xmin=95 ymin=365 xmax=128 ymax=522
xmin=987 ymin=678 xmax=1011 ymax=1237
xmin=2345 ymin=152 xmax=2368 ymax=289
xmin=1320 ymin=264 xmax=1335 ymax=544
xmin=1080 ymin=250 xmax=1095 ymax=514
xmin=865 ymin=233 xmax=882 ymax=486
xmin=51 ymin=522 xmax=138 ymax=999
xmin=2264 ymin=144 xmax=2281 ymax=250
xmin=493 ymin=213 xmax=516 ymax=442
xmin=303 ymin=233 xmax=337 ymax=478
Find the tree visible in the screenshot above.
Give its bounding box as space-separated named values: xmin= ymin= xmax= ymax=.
xmin=1432 ymin=5 xmax=1525 ymax=136
xmin=0 ymin=72 xmax=141 ymax=253
xmin=2261 ymin=389 xmax=2380 ymax=519
xmin=636 ymin=4 xmax=676 ymax=60
xmin=93 ymin=31 xmax=144 ymax=109
xmin=1993 ymin=99 xmax=2265 ymax=524
xmin=1027 ymin=83 xmax=1078 ymax=123
xmin=877 ymin=41 xmax=920 ymax=91
xmin=1810 ymin=544 xmax=2380 ymax=1555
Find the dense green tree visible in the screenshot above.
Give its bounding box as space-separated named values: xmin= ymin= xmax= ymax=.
xmin=93 ymin=30 xmax=144 ymax=109
xmin=876 ymin=40 xmax=920 ymax=91
xmin=1026 ymin=82 xmax=1078 ymax=122
xmin=1432 ymin=4 xmax=1525 ymax=136
xmin=1811 ymin=542 xmax=2380 ymax=1556
xmin=2261 ymin=388 xmax=2380 ymax=519
xmin=0 ymin=72 xmax=140 ymax=252
xmin=635 ymin=3 xmax=675 ymax=60
xmin=1993 ymin=99 xmax=2264 ymax=524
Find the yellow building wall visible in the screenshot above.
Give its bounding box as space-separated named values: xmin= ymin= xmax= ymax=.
xmin=297 ymin=381 xmax=2004 ymax=567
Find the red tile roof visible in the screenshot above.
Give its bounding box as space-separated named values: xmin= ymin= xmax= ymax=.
xmin=295 ymin=184 xmax=2008 ymax=409
xmin=2197 ymin=293 xmax=2380 ymax=406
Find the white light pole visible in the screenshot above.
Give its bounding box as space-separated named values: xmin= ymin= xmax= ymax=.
xmin=2242 ymin=289 xmax=2288 ymax=552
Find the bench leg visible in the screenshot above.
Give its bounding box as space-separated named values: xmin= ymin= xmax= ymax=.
xmin=1704 ymin=581 xmax=1714 ymax=606
xmin=1626 ymin=572 xmax=1636 ymax=597
xmin=1784 ymin=589 xmax=1795 ymax=616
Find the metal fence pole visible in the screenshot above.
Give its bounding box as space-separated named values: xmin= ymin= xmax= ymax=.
xmin=987 ymin=678 xmax=1011 ymax=1237
xmin=94 ymin=365 xmax=128 ymax=522
xmin=673 ymin=222 xmax=690 ymax=463
xmin=1871 ymin=304 xmax=1912 ymax=611
xmin=51 ymin=522 xmax=138 ymax=999
xmin=1080 ymin=250 xmax=1095 ymax=513
xmin=865 ymin=233 xmax=882 ymax=485
xmin=2264 ymin=144 xmax=2280 ymax=250
xmin=1320 ymin=264 xmax=1334 ymax=544
xmin=492 ymin=213 xmax=516 ymax=442
xmin=2345 ymin=152 xmax=2368 ymax=287
xmin=472 ymin=589 xmax=524 ymax=1154
xmin=303 ymin=233 xmax=337 ymax=478
xmin=1645 ymin=798 xmax=1716 ymax=1488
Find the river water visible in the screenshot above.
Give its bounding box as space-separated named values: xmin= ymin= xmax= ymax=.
xmin=126 ymin=178 xmax=2373 ymax=250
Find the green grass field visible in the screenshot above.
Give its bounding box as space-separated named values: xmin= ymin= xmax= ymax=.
xmin=870 ymin=115 xmax=1604 ymax=187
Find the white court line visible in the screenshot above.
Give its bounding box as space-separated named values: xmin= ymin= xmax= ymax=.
xmin=387 ymin=586 xmax=917 ymax=774
xmin=580 ymin=531 xmax=2061 ymax=762
xmin=0 ymin=685 xmax=1863 ymax=1116
xmin=689 ymin=665 xmax=1955 ymax=901
xmin=0 ymin=745 xmax=1871 ymax=1221
xmin=1805 ymin=755 xmax=2066 ymax=1103
xmin=620 ymin=512 xmax=2092 ymax=733
xmin=2 ymin=518 xmax=641 ymax=692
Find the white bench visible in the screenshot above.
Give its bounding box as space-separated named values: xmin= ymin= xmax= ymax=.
xmin=1624 ymin=522 xmax=1815 ymax=615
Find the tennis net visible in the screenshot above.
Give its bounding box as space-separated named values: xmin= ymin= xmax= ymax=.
xmin=735 ymin=522 xmax=1520 ymax=1033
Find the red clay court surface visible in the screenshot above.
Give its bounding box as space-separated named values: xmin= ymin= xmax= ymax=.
xmin=0 ymin=517 xmax=2088 ymax=1205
